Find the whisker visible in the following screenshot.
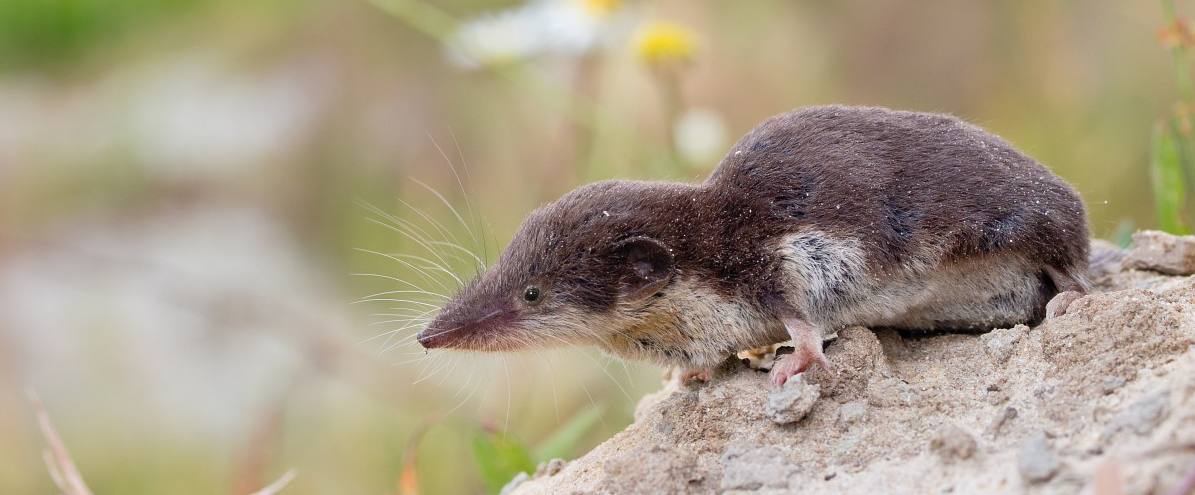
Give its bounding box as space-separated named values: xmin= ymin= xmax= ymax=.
xmin=354 ymin=249 xmax=456 ymax=293
xmin=411 ymin=177 xmax=485 ymax=272
xmin=350 ymin=272 xmax=437 ymax=291
xmin=413 ymin=354 xmax=454 ymax=385
xmin=428 ymin=134 xmax=486 ymax=274
xmin=444 ymin=363 xmax=486 ymax=417
xmin=366 ymin=299 xmax=444 ymax=309
xmin=540 ymin=334 xmax=635 ymax=404
xmin=361 ymin=215 xmax=473 ymax=280
xmin=525 ymin=349 xmax=561 ymax=424
xmin=395 ymin=351 xmax=438 ymax=367
xmin=451 ymin=359 xmax=479 ymax=401
xmin=365 ymin=318 xmax=426 ymax=330
xmin=358 ymin=199 xmax=477 ymax=277
xmin=502 ymin=355 xmax=512 ymax=435
xmin=390 ymin=197 xmax=484 ymax=271
xmin=383 ymin=252 xmax=464 ymax=285
xmin=383 ymin=328 xmax=437 ymax=353
xmin=354 ymin=289 xmax=449 ymax=304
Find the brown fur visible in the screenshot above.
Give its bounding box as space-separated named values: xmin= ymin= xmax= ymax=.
xmin=417 ymin=105 xmax=1089 ymax=370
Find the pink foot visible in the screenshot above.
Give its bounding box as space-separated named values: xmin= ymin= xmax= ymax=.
xmin=678 ymin=367 xmax=710 ymax=383
xmin=1045 ymin=290 xmax=1082 ymax=319
xmin=769 ymin=317 xmax=830 ymax=387
xmin=1042 ymin=265 xmax=1085 ymax=319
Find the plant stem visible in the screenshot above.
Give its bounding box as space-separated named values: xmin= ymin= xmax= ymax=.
xmin=1163 ymin=0 xmax=1195 ymax=108
xmin=657 ymin=69 xmax=688 ymax=173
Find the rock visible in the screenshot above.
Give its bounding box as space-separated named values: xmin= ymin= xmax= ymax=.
xmin=1017 ymin=432 xmax=1059 ymax=483
xmin=508 ymin=238 xmax=1195 ymax=495
xmin=1123 ymin=230 xmax=1195 ymax=275
xmin=930 ymin=425 xmax=977 ymax=461
xmin=1103 ymin=393 xmax=1170 ymax=440
xmin=979 ymin=325 xmax=1027 ymax=363
xmin=535 ymin=458 xmax=565 ymax=477
xmin=807 ymin=326 xmax=885 ymax=402
xmin=838 ymin=401 xmax=868 ymax=424
xmin=500 ymin=472 xmax=531 ymax=495
xmin=866 ymin=376 xmax=920 ymax=408
xmin=980 ymin=325 xmax=1028 ymax=363
xmin=764 ymin=375 xmax=820 ymax=425
xmin=1101 ymin=375 xmax=1126 ymax=395
xmin=985 ymin=407 xmax=1017 ymax=438
xmin=1039 ymin=287 xmax=1192 ymax=403
xmin=1089 ymin=239 xmax=1129 ymax=281
xmin=720 ymin=445 xmax=794 ymax=491
xmin=603 ymin=444 xmax=708 ymax=495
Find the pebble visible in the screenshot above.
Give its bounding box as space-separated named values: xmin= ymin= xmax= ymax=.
xmin=838 ymin=401 xmax=868 ymax=424
xmin=980 ymin=325 xmax=1027 ymax=363
xmin=985 ymin=407 xmax=1018 ymax=438
xmin=930 ymin=425 xmax=977 ymax=461
xmin=1103 ymin=393 xmax=1170 ymax=440
xmin=1100 ymin=375 xmax=1126 ymax=395
xmin=500 ymin=472 xmax=531 ymax=495
xmin=1017 ymin=432 xmax=1059 ymax=483
xmin=720 ymin=445 xmax=793 ymax=490
xmin=765 ymin=375 xmax=821 ymax=425
xmin=535 ymin=458 xmax=566 ymax=477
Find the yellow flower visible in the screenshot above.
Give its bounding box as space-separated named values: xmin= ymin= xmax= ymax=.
xmin=580 ymin=0 xmax=622 ymax=17
xmin=634 ymin=21 xmax=698 ymax=69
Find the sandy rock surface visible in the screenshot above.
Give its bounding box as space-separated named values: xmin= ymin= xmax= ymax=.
xmin=1124 ymin=230 xmax=1195 ymax=276
xmin=509 ymin=235 xmax=1195 ymax=495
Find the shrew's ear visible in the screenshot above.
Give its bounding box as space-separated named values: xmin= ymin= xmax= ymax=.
xmin=616 ymin=236 xmax=674 ymax=302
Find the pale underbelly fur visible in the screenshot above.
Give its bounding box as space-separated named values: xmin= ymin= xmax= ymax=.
xmin=776 ymin=230 xmax=1048 ymax=332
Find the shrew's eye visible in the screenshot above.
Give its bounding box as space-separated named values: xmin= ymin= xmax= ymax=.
xmin=523 ymin=286 xmax=542 ymax=304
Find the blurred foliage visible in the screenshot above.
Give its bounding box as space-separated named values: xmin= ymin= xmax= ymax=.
xmin=467 ymin=404 xmax=602 ymax=494
xmin=471 ymin=428 xmax=536 ymax=493
xmin=0 ymin=0 xmax=203 ymax=72
xmin=1153 ymin=0 xmax=1195 ymax=234
xmin=533 ymin=403 xmax=603 ymax=462
xmin=1152 ymin=121 xmax=1188 ymax=234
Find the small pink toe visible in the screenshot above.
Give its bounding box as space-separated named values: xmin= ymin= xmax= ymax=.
xmin=679 ymin=368 xmax=710 ymax=383
xmin=768 ymin=349 xmax=829 ymax=387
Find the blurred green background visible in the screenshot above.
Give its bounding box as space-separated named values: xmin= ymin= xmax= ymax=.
xmin=0 ymin=0 xmax=1178 ymax=493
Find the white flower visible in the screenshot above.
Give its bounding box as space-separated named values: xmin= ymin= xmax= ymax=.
xmin=674 ymin=107 xmax=728 ymax=166
xmin=444 ymin=0 xmax=630 ymax=70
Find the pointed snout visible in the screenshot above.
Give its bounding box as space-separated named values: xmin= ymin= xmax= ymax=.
xmin=417 ymin=311 xmax=451 ymax=349
xmin=416 ymin=326 xmax=442 ymax=349
xmin=414 ymin=306 xmax=518 ymax=351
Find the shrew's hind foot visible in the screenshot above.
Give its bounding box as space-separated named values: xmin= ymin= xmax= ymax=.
xmin=677 ymin=367 xmax=711 ymax=384
xmin=769 ymin=317 xmax=830 ymax=387
xmin=1046 ymin=290 xmax=1083 ymax=319
xmin=1043 ymin=265 xmax=1086 ymax=319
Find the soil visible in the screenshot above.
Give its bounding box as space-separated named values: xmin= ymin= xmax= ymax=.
xmin=507 ymin=233 xmax=1195 ymax=495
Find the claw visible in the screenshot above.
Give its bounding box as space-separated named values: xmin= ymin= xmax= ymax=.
xmin=769 ymin=345 xmax=829 ymax=386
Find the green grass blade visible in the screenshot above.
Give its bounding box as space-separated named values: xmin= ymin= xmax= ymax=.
xmin=471 ymin=429 xmax=536 ymax=494
xmin=1151 ymin=121 xmax=1190 ymax=234
xmin=534 ymin=405 xmax=605 ymax=462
